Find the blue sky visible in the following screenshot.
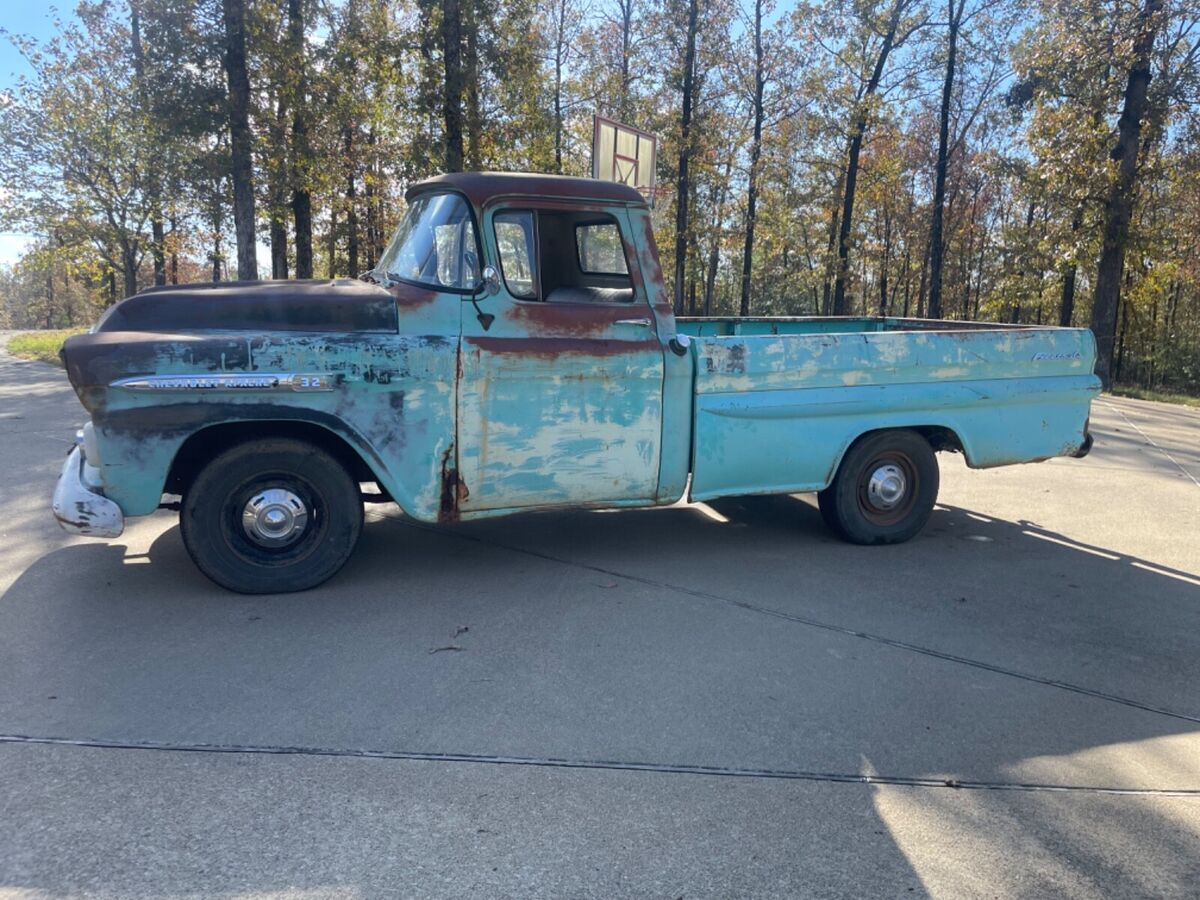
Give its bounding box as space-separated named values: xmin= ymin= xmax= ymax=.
xmin=1 ymin=6 xmax=66 ymax=266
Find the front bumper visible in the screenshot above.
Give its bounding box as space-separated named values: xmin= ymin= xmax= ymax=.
xmin=52 ymin=445 xmax=125 ymax=538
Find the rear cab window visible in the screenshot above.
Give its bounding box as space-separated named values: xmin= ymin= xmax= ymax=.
xmin=576 ymin=222 xmax=629 ymax=275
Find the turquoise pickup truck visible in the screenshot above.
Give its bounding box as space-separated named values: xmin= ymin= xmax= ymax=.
xmin=55 ymin=172 xmax=1099 ymax=593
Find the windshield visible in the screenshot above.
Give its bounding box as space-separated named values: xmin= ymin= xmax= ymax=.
xmin=377 ymin=192 xmax=480 ymax=290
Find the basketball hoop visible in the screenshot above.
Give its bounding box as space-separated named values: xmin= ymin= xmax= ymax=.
xmin=591 ymin=115 xmax=659 ymax=207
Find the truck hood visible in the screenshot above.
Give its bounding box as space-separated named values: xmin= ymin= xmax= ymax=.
xmin=93 ymin=278 xmax=399 ymax=334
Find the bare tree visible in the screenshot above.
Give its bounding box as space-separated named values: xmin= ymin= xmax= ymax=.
xmin=1091 ymin=0 xmax=1164 ymax=386
xmin=831 ymin=0 xmax=921 ymax=315
xmin=221 ymin=0 xmax=258 ymax=280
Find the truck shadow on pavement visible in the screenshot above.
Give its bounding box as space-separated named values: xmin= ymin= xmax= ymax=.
xmin=1 ymin=498 xmax=1198 ymax=895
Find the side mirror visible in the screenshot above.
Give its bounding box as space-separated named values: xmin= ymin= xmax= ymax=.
xmin=480 ymin=265 xmax=501 ymax=296
xmin=468 ymin=266 xmax=500 ymax=331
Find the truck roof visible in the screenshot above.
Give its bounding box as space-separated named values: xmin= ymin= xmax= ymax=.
xmin=407 ymin=171 xmax=646 ymax=207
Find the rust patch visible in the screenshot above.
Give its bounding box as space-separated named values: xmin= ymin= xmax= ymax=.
xmin=634 ymin=214 xmax=675 ymax=317
xmin=438 ymin=444 xmax=464 ymax=523
xmin=96 ymin=279 xmax=397 ymax=333
xmin=388 ymin=282 xmax=441 ymax=308
xmin=465 ymin=336 xmax=661 ymax=359
xmin=508 ymin=300 xmax=645 ymax=338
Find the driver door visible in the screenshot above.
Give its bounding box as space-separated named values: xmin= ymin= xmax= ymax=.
xmin=456 ymin=202 xmax=665 ymax=512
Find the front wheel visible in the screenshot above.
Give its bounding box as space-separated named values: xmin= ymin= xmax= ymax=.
xmin=817 ymin=430 xmax=939 ymax=545
xmin=180 ymin=438 xmax=363 ymax=593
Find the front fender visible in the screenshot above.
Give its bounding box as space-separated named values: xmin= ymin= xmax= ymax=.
xmin=92 ymin=399 xmax=448 ymax=521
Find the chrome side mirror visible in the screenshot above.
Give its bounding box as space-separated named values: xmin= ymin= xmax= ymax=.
xmin=481 ymin=265 xmax=501 ymax=296
xmin=469 ymin=266 xmax=500 ymax=331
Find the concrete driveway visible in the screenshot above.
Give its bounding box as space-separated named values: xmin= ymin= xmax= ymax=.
xmin=0 ymin=338 xmax=1197 ymax=898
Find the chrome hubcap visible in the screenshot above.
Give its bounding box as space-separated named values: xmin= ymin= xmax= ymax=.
xmin=242 ymin=489 xmax=308 ymax=547
xmin=866 ymin=464 xmax=907 ymax=511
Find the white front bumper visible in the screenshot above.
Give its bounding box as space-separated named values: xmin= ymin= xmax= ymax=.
xmin=52 ymin=445 xmax=125 ymax=538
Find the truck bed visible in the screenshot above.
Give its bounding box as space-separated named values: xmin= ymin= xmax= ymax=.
xmin=676 ymin=316 xmax=1099 ymax=501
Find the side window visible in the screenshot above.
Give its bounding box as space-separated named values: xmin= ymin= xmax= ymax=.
xmin=435 ymin=218 xmax=479 ymax=289
xmin=576 ymin=222 xmax=629 ymax=276
xmin=494 ymin=211 xmax=538 ymax=299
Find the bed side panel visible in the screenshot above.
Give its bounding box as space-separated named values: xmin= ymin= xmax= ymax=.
xmin=689 ymin=328 xmax=1100 ymax=500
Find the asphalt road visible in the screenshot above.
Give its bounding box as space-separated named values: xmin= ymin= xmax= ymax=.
xmin=0 ymin=337 xmax=1198 ymax=898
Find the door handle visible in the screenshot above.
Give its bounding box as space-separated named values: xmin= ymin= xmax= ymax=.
xmin=615 ymin=317 xmax=653 ymax=328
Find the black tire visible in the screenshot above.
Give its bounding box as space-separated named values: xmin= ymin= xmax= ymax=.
xmin=180 ymin=438 xmax=363 ymax=593
xmin=817 ymin=430 xmax=939 ymax=545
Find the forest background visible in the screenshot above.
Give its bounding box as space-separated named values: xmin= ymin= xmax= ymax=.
xmin=1 ymin=0 xmax=1197 ymax=392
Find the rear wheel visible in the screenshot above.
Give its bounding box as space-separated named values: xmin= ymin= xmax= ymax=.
xmin=817 ymin=430 xmax=939 ymax=545
xmin=180 ymin=438 xmax=363 ymax=593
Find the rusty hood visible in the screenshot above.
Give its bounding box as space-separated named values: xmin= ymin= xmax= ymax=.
xmin=92 ymin=278 xmax=399 ymax=335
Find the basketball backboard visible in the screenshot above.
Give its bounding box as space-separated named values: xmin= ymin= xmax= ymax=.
xmin=591 ymin=115 xmax=659 ymax=206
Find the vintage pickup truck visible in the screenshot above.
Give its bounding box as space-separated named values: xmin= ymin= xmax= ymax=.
xmin=54 ymin=172 xmax=1099 ymax=593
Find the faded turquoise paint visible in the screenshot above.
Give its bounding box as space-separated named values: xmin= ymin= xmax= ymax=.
xmin=630 ymin=205 xmax=692 ymax=505
xmin=685 ymin=320 xmax=1099 ymax=500
xmin=88 ymin=293 xmax=461 ymax=520
xmin=454 ymin=200 xmax=666 ymax=515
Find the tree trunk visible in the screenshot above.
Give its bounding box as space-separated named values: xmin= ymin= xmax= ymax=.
xmin=704 ymin=160 xmax=732 ymax=316
xmin=553 ymin=0 xmax=567 ymax=173
xmin=1147 ymin=292 xmax=1158 ymax=387
xmin=130 ymin=2 xmax=167 ymax=287
xmin=289 ymin=0 xmax=314 ymax=278
xmin=1091 ymin=0 xmax=1162 ymax=388
xmin=926 ymin=0 xmax=965 ymax=319
xmin=832 ymin=2 xmax=906 ymax=314
xmin=821 ymin=172 xmax=843 ymax=315
xmin=672 ymin=0 xmax=699 ymax=316
xmin=915 ymin=233 xmax=929 ymax=317
xmin=619 ymin=0 xmax=634 ymax=116
xmin=1058 ymin=207 xmax=1083 ymax=326
xmin=464 ymin=0 xmax=482 ymax=168
xmin=46 ymin=265 xmax=55 ymax=328
xmin=328 ymin=205 xmax=338 ymax=278
xmin=169 ymin=216 xmax=179 ymax=284
xmin=121 ymin=239 xmax=139 ymax=298
xmin=442 ymin=0 xmax=466 ymax=172
xmin=365 ymin=127 xmax=379 ymax=270
xmin=1114 ymin=293 xmax=1129 ymax=383
xmin=972 ymin=226 xmax=987 ymax=319
xmin=879 ymin=208 xmax=891 ymax=315
xmin=222 ymin=0 xmax=258 ymax=280
xmin=345 ymin=128 xmax=360 ymax=275
xmin=1059 ymin=265 xmax=1077 ymax=327
xmin=269 ymin=91 xmax=290 ymax=279
xmin=738 ymin=0 xmax=765 ymax=318
xmin=1012 ymin=200 xmax=1036 ymax=323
